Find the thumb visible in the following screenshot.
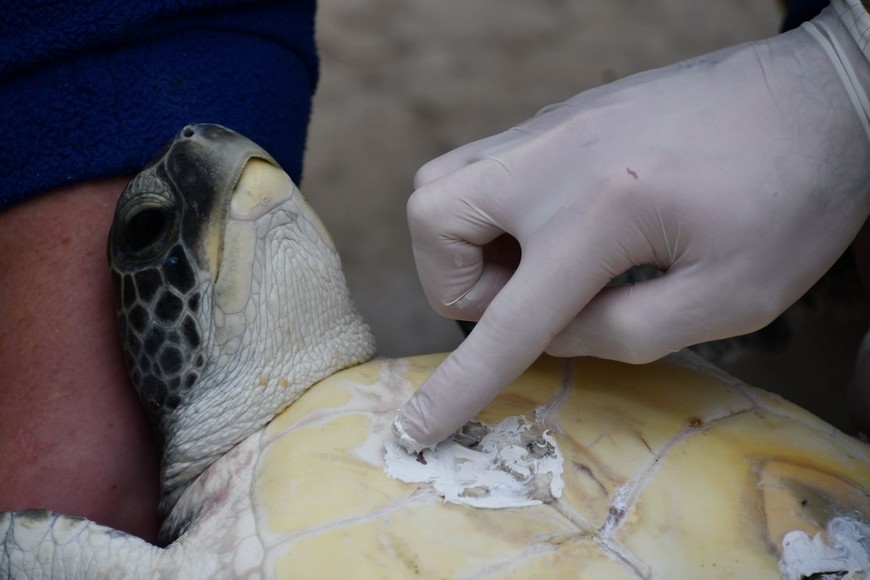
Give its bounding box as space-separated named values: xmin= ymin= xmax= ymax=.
xmin=545 ymin=267 xmax=770 ymax=363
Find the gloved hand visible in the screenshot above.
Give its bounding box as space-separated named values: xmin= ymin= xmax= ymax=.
xmin=394 ymin=1 xmax=870 ymax=452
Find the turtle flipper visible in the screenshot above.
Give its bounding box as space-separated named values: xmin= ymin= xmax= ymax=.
xmin=1 ymin=510 xmax=159 ymax=579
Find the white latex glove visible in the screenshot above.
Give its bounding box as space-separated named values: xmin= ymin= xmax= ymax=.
xmin=394 ymin=1 xmax=870 ymax=452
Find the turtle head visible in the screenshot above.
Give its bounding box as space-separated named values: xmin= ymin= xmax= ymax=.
xmin=108 ymin=124 xmax=375 ymax=524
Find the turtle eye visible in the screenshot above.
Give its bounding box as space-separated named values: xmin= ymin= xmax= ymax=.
xmin=125 ymin=207 xmax=170 ymax=252
xmin=118 ymin=196 xmax=177 ymax=261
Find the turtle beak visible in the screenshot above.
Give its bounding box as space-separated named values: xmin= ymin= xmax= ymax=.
xmin=212 ymin=158 xmax=335 ymax=318
xmin=210 ymin=159 xmax=295 ymax=316
xmin=228 ymin=157 xmax=334 ymax=247
xmin=228 ymin=158 xmax=295 ymax=222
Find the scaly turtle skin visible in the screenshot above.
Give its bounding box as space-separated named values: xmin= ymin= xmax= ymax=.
xmin=1 ymin=125 xmax=868 ymax=579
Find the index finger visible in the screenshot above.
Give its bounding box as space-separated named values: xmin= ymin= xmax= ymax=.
xmin=395 ymin=234 xmax=616 ymax=449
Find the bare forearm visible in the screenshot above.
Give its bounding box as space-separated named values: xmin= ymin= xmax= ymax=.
xmin=0 ymin=177 xmax=160 ymax=542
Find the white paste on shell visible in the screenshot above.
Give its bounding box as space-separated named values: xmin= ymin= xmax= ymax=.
xmin=384 ymin=415 xmax=565 ymax=509
xmin=779 ymin=515 xmax=870 ymax=580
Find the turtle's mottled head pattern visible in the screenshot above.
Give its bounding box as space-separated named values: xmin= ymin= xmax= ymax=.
xmin=109 ymin=124 xmax=264 ymax=418
xmin=108 ymin=125 xmax=375 ymax=532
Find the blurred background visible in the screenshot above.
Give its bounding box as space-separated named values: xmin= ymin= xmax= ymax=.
xmin=302 ymin=0 xmax=865 ymax=432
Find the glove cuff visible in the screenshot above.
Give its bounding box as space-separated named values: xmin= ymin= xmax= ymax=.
xmin=831 ymin=0 xmax=870 ymax=55
xmin=805 ymin=2 xmax=870 ymax=141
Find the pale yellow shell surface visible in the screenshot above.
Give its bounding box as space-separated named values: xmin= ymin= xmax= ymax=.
xmin=251 ymin=353 xmax=870 ymax=579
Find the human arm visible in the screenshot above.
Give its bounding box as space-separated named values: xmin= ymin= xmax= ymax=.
xmin=0 ymin=0 xmax=318 ymax=541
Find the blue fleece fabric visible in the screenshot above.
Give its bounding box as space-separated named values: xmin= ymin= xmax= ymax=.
xmin=0 ymin=1 xmax=318 ymax=211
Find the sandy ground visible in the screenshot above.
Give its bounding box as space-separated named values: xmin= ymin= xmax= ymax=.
xmin=302 ymin=1 xmax=863 ymax=430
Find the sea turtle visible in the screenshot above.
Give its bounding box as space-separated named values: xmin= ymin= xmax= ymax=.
xmin=1 ymin=124 xmax=868 ymax=579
